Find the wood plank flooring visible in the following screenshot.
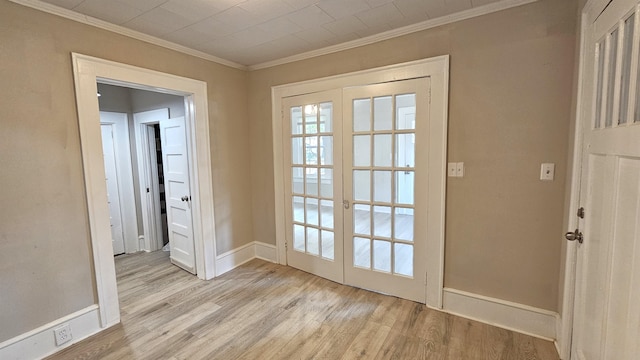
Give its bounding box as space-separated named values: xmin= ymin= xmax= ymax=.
xmin=47 ymin=251 xmax=560 ymax=360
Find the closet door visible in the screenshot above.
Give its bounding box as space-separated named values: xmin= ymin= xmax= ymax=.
xmin=343 ymin=78 xmax=430 ymax=303
xmin=283 ymin=90 xmax=344 ymax=283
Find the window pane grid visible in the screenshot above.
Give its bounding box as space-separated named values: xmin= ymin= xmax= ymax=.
xmin=351 ymin=93 xmax=416 ymax=278
xmin=290 ymin=102 xmax=335 ymax=261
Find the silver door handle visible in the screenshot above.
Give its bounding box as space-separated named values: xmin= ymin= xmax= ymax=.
xmin=565 ymin=229 xmax=583 ymax=244
xmin=181 ymin=196 xmax=189 ymax=202
xmin=343 ymin=200 xmax=350 ymax=209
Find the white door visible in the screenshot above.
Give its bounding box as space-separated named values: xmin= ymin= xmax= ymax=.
xmin=159 ymin=117 xmax=196 ymax=274
xmin=101 ymin=124 xmax=126 ymax=255
xmin=343 ymin=78 xmax=429 ymax=303
xmin=283 ymin=90 xmax=344 ymax=283
xmin=572 ymin=1 xmax=640 ymax=359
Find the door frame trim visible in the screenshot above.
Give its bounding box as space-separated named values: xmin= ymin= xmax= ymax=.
xmin=133 ymin=109 xmax=170 ymax=252
xmin=271 ymin=56 xmax=450 ymax=308
xmin=559 ymin=0 xmax=612 ymax=358
xmin=72 ymin=53 xmax=218 ymax=329
xmin=99 ymin=112 xmax=138 ymax=254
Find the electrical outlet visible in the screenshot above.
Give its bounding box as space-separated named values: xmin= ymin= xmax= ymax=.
xmin=54 ymin=324 xmax=72 ymax=346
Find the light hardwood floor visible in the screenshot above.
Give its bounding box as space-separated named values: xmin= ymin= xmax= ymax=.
xmin=47 ymin=251 xmax=560 ymax=360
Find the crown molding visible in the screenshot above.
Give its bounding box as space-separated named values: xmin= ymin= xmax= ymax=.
xmin=8 ymin=0 xmax=247 ymax=70
xmin=248 ymin=0 xmax=538 ymax=71
xmin=10 ymin=0 xmax=537 ymax=72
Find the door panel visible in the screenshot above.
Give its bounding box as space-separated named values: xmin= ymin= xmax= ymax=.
xmin=101 ymin=124 xmax=126 ymax=256
xmin=283 ymin=90 xmax=344 ymax=283
xmin=343 ymin=78 xmax=429 ymax=303
xmin=160 ymin=117 xmax=196 ymax=274
xmin=572 ymin=1 xmax=640 ymax=359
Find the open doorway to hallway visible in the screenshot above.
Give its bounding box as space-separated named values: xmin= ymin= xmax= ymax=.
xmin=97 ymin=83 xmax=196 ymax=274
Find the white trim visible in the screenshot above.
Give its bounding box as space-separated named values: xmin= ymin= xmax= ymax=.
xmin=255 ymin=242 xmax=278 ymax=263
xmin=133 ymin=109 xmax=170 ymax=252
xmin=7 ymin=0 xmax=245 ymax=70
xmin=10 ymin=0 xmax=535 ymax=71
xmin=442 ymin=288 xmax=558 ymax=341
xmin=215 ymin=242 xmax=256 ymax=276
xmin=249 ymin=0 xmax=538 ymax=70
xmin=558 ymin=5 xmax=590 ymax=360
xmin=0 ymin=306 xmax=102 ymax=360
xmin=72 ymin=53 xmax=218 ymax=330
xmin=100 ymin=111 xmax=138 ymax=254
xmin=271 ymin=56 xmax=449 ymax=309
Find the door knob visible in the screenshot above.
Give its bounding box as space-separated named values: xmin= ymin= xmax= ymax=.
xmin=565 ymin=229 xmax=583 ymax=244
xmin=181 ymin=196 xmax=189 ymax=202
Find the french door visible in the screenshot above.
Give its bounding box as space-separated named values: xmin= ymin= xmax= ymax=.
xmin=571 ymin=1 xmax=640 ymax=359
xmin=283 ymin=78 xmax=430 ymax=303
xmin=343 ymin=78 xmax=429 ymax=303
xmin=283 ymin=90 xmax=344 ymax=283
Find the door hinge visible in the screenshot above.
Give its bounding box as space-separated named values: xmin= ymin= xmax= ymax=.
xmin=577 ymin=207 xmax=585 ymax=219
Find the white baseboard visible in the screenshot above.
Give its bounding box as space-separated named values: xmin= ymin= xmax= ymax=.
xmin=0 ymin=305 xmax=103 ymax=360
xmin=442 ymin=288 xmax=558 ymax=341
xmin=254 ymin=241 xmax=277 ymax=263
xmin=215 ymin=242 xmax=256 ymax=276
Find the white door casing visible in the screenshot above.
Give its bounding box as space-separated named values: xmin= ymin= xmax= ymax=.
xmin=571 ymin=1 xmax=640 ymax=359
xmin=101 ymin=124 xmax=126 ymax=255
xmin=160 ymin=117 xmax=196 ymax=274
xmin=100 ymin=111 xmax=137 ymax=254
xmin=134 ymin=108 xmax=170 ymax=252
xmin=272 ymin=57 xmax=449 ymax=308
xmin=72 ymin=54 xmax=217 ymax=329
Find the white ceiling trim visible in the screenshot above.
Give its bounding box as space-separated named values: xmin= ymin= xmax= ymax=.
xmin=248 ymin=0 xmax=538 ymax=71
xmin=8 ymin=0 xmax=247 ymax=70
xmin=9 ymin=0 xmax=537 ymax=72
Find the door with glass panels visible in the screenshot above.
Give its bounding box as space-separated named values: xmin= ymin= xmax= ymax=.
xmin=343 ymin=78 xmax=430 ymax=303
xmin=571 ymin=1 xmax=640 ymax=359
xmin=283 ymin=90 xmax=344 ymax=283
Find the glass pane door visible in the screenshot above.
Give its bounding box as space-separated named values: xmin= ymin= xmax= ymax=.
xmin=343 ymin=78 xmax=430 ymax=303
xmin=283 ymin=90 xmax=343 ymax=283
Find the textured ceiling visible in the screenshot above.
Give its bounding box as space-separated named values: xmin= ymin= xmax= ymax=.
xmin=38 ymin=0 xmax=505 ymax=66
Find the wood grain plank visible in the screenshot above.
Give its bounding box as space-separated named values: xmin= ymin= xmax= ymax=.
xmin=46 ymin=251 xmax=560 ymax=360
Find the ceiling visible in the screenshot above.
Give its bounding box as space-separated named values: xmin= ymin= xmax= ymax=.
xmin=37 ymin=0 xmax=509 ymax=67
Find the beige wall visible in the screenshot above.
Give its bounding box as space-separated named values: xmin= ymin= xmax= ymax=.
xmin=249 ymin=0 xmax=577 ymax=311
xmin=0 ymin=0 xmax=252 ymax=342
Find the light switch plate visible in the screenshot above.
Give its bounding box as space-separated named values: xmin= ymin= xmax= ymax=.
xmin=540 ymin=163 xmax=555 ymax=181
xmin=448 ymin=163 xmax=457 ymax=177
xmin=456 ymin=162 xmax=464 ymax=177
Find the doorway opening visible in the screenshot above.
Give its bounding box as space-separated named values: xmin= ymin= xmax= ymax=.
xmin=97 ymin=84 xmax=191 ymax=269
xmin=272 ymin=56 xmax=449 ymax=308
xmin=72 ymin=53 xmax=217 ymax=329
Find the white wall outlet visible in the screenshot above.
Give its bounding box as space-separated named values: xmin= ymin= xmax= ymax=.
xmin=455 ymin=162 xmax=464 ymax=178
xmin=54 ymin=323 xmax=73 ymax=346
xmin=540 ymin=163 xmax=555 ymax=181
xmin=447 ymin=162 xmax=457 ymax=177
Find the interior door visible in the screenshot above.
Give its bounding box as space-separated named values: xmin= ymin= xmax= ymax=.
xmin=101 ymin=123 xmax=126 ymax=255
xmin=160 ymin=117 xmax=196 ymax=274
xmin=343 ymin=78 xmax=430 ymax=303
xmin=572 ymin=1 xmax=640 ymax=359
xmin=283 ymin=90 xmax=344 ymax=283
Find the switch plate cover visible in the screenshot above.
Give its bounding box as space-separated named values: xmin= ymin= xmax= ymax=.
xmin=540 ymin=163 xmax=555 ymax=181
